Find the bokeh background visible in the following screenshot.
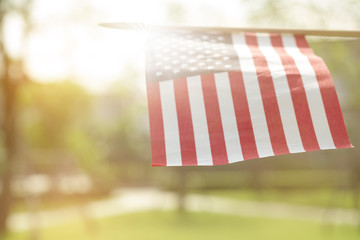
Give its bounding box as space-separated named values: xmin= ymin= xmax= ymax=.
xmin=0 ymin=0 xmax=360 ymax=239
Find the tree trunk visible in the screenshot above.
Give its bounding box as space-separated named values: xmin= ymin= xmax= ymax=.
xmin=176 ymin=168 xmax=187 ymax=212
xmin=0 ymin=57 xmax=16 ymax=235
xmin=0 ymin=0 xmax=30 ymax=235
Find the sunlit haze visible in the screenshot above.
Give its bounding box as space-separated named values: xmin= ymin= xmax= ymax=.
xmin=3 ymin=0 xmax=359 ymax=93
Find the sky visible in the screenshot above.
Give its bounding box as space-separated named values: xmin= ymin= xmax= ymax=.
xmin=3 ymin=0 xmax=359 ymax=93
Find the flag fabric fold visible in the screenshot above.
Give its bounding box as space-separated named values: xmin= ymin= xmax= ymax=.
xmin=145 ymin=30 xmax=353 ymax=166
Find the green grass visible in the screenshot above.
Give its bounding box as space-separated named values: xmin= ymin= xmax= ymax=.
xmin=202 ymin=189 xmax=360 ymax=209
xmin=6 ymin=211 xmax=359 ymax=240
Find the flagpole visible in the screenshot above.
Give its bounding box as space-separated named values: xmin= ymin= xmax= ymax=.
xmin=100 ymin=22 xmax=360 ymax=38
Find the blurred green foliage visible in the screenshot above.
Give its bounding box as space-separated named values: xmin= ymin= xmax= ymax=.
xmin=19 ymin=81 xmax=91 ymax=149
xmin=14 ymin=73 xmax=154 ymax=190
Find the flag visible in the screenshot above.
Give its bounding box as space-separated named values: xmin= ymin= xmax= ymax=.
xmin=145 ymin=30 xmax=353 ymax=166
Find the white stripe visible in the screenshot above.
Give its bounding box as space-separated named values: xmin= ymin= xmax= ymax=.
xmin=214 ymin=72 xmax=243 ymax=163
xmin=159 ymin=80 xmax=182 ymax=166
xmin=281 ymin=35 xmax=335 ymax=149
xmin=256 ymin=34 xmax=304 ymax=153
xmin=231 ymin=33 xmax=274 ymax=158
xmin=187 ymin=75 xmax=213 ymax=166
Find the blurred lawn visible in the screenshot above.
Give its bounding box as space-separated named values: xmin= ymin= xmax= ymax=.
xmin=6 ymin=211 xmax=359 ymax=240
xmin=12 ymin=195 xmax=108 ymax=213
xmin=203 ymin=189 xmax=360 ymax=209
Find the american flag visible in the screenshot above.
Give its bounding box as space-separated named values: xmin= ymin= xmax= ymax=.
xmin=145 ymin=30 xmax=352 ymax=166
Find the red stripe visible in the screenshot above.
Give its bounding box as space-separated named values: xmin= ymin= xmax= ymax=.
xmin=146 ymin=81 xmax=167 ymax=166
xmin=295 ymin=36 xmax=352 ymax=149
xmin=228 ymin=71 xmax=259 ymax=160
xmin=201 ymin=74 xmax=229 ymax=165
xmin=245 ymin=33 xmax=289 ymax=155
xmin=270 ymin=35 xmax=320 ymax=151
xmin=173 ymin=78 xmax=198 ymax=166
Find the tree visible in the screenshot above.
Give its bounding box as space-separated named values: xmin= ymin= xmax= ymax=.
xmin=0 ymin=0 xmax=31 ymax=235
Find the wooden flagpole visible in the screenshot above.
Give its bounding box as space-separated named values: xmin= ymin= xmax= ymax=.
xmin=100 ymin=22 xmax=360 ymax=38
